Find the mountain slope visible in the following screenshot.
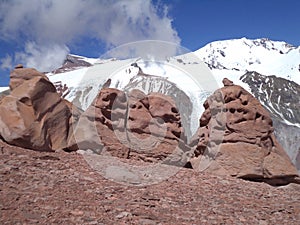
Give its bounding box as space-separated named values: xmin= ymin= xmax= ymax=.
xmin=240 ymin=71 xmax=300 ymax=126
xmin=195 ymin=37 xmax=300 ymax=85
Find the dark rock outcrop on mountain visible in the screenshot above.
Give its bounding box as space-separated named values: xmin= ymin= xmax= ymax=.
xmin=0 ymin=66 xmax=80 ymax=151
xmin=189 ymin=78 xmax=299 ymax=185
xmin=240 ymin=71 xmax=300 ymax=125
xmin=71 ymin=87 xmax=189 ymax=165
xmin=52 ymin=54 xmax=92 ymax=74
xmin=240 ymin=71 xmax=300 ymax=171
xmin=272 ymin=118 xmax=300 ymax=172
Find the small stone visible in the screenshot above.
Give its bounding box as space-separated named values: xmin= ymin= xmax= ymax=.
xmin=258 ymin=220 xmax=268 ymax=225
xmin=115 ymin=211 xmax=131 ymax=219
xmin=222 ymin=78 xmax=234 ymax=86
xmin=15 ymin=64 xmax=23 ymax=69
xmin=70 ymin=210 xmax=84 ymax=216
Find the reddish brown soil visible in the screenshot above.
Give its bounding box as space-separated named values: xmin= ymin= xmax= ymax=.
xmin=0 ymin=140 xmax=299 ymax=224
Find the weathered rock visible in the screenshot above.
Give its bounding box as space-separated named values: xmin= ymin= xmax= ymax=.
xmin=70 ymin=88 xmax=129 ymax=158
xmin=72 ymin=88 xmax=188 ymax=165
xmin=240 ymin=71 xmax=300 ymax=172
xmin=222 ymin=78 xmax=234 ymax=86
xmin=0 ymin=67 xmax=79 ymax=151
xmin=120 ymin=68 xmax=194 ymax=139
xmin=127 ymin=90 xmax=187 ymax=163
xmin=9 ymin=66 xmax=49 ymax=91
xmin=190 ymin=78 xmax=299 ymax=184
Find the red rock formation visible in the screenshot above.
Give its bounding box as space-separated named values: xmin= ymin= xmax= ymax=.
xmin=72 ymin=88 xmax=188 ymax=165
xmin=0 ymin=66 xmax=79 ymax=151
xmin=9 ymin=64 xmax=50 ymax=90
xmin=69 ymin=88 xmax=129 ymax=158
xmin=127 ymin=90 xmax=186 ymax=163
xmin=189 ymin=78 xmax=299 ymax=184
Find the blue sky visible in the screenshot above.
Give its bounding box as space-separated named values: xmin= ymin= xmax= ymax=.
xmin=166 ymin=0 xmax=300 ymax=49
xmin=0 ymin=0 xmax=299 ymax=87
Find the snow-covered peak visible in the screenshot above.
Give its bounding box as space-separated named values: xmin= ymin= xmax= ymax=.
xmin=67 ymin=54 xmax=99 ymax=65
xmin=195 ymin=38 xmax=300 ymax=84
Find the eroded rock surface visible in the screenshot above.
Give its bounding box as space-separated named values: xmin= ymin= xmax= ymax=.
xmin=190 ymin=78 xmax=299 ymax=185
xmin=0 ymin=66 xmax=79 ymax=151
xmin=127 ymin=90 xmax=187 ymax=163
xmin=240 ymin=71 xmax=300 ymax=172
xmin=72 ymin=88 xmax=188 ymax=165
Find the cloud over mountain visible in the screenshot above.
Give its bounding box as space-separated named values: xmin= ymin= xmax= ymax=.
xmin=0 ymin=0 xmax=180 ymax=72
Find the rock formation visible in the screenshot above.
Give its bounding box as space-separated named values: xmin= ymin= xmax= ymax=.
xmin=0 ymin=65 xmax=80 ymax=151
xmin=240 ymin=71 xmax=300 ymax=171
xmin=126 ymin=90 xmax=187 ymax=163
xmin=69 ymin=88 xmax=130 ymax=158
xmin=114 ymin=66 xmax=194 ymax=139
xmin=189 ymin=78 xmax=299 ymax=185
xmin=71 ymin=88 xmax=188 ymax=165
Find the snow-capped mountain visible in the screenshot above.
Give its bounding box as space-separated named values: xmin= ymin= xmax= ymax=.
xmin=47 ymin=38 xmax=300 ymax=124
xmin=195 ymin=37 xmax=300 ymax=85
xmin=52 ymin=54 xmax=99 ymax=74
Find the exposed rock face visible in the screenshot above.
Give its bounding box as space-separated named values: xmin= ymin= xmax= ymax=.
xmin=272 ymin=118 xmax=300 ymax=172
xmin=190 ymin=78 xmax=299 ymax=184
xmin=71 ymin=88 xmax=188 ymax=164
xmin=115 ymin=69 xmax=194 ymax=139
xmin=69 ymin=88 xmax=130 ymax=157
xmin=52 ymin=54 xmax=92 ymax=74
xmin=0 ymin=67 xmax=79 ymax=151
xmin=240 ymin=71 xmax=300 ymax=171
xmin=9 ymin=64 xmax=50 ymax=90
xmin=126 ymin=90 xmax=187 ymax=163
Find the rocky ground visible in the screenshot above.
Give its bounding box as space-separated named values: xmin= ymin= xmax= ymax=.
xmin=0 ymin=140 xmax=299 ymax=225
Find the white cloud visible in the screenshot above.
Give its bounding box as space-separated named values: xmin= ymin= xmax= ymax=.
xmin=15 ymin=42 xmax=69 ymax=72
xmin=0 ymin=55 xmax=13 ymax=70
xmin=0 ymin=0 xmax=180 ymax=71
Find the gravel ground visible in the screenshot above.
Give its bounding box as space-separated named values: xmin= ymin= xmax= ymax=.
xmin=0 ymin=140 xmax=299 ymax=224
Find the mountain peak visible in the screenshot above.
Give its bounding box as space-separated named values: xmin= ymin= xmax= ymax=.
xmin=195 ymin=37 xmax=300 ymax=84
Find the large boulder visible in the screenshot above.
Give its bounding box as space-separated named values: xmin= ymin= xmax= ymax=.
xmin=71 ymin=88 xmax=188 ymax=165
xmin=69 ymin=88 xmax=130 ymax=158
xmin=126 ymin=90 xmax=187 ymax=163
xmin=189 ymin=78 xmax=299 ymax=185
xmin=0 ymin=66 xmax=79 ymax=151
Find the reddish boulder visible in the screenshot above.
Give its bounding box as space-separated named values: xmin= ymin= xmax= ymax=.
xmin=70 ymin=88 xmax=130 ymax=158
xmin=9 ymin=64 xmax=50 ymax=91
xmin=72 ymin=88 xmax=188 ymax=165
xmin=127 ymin=90 xmax=187 ymax=163
xmin=190 ymin=78 xmax=299 ymax=184
xmin=0 ymin=67 xmax=79 ymax=151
